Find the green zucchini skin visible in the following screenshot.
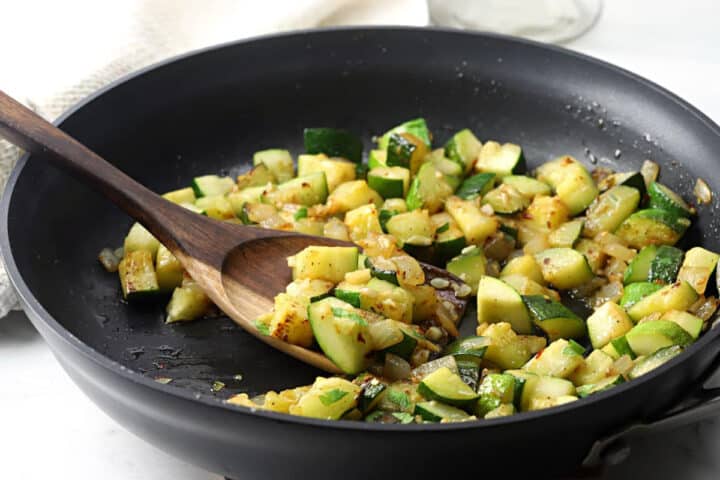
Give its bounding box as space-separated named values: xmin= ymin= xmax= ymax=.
xmin=648 ymin=246 xmax=684 ymax=284
xmin=647 ymin=182 xmax=694 ymax=218
xmin=619 ymin=282 xmax=663 ymax=309
xmin=364 ymin=257 xmax=399 ymax=285
xmin=522 ymin=295 xmax=586 ymax=340
xmin=303 ymin=128 xmax=363 ymax=163
xmin=615 ymin=208 xmax=691 ymax=248
xmin=624 ymin=245 xmax=658 ymax=285
xmin=455 ymin=172 xmax=496 ymax=200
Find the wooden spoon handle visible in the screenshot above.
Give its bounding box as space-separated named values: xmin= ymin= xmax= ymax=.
xmin=0 ymin=89 xmax=250 ymax=258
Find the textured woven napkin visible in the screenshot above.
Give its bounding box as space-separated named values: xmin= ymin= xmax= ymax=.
xmin=0 ymin=0 xmax=428 ymax=318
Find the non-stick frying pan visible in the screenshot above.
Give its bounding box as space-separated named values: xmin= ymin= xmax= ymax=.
xmin=3 ymin=28 xmax=720 ymax=479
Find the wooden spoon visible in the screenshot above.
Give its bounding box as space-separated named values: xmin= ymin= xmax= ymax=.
xmin=0 ymin=90 xmax=468 ymax=373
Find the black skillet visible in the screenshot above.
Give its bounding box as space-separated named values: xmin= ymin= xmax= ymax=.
xmin=3 ymin=28 xmax=720 ymax=479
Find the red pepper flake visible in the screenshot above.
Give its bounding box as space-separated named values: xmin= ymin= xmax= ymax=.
xmin=535 ymin=348 xmax=545 ymax=359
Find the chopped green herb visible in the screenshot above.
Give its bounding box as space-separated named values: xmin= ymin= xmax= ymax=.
xmin=294 ymin=207 xmax=308 ymax=221
xmin=436 ymin=222 xmax=450 ymax=234
xmin=212 ymin=380 xmax=226 ymax=392
xmin=319 ymin=388 xmax=349 ymax=406
xmin=254 ymin=319 xmax=270 ymax=336
xmin=387 ymin=389 xmax=410 ymax=410
xmin=331 ymin=307 xmax=368 ymax=326
xmin=392 ymin=412 xmax=415 ymax=424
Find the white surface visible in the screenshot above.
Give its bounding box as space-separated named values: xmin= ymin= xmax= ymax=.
xmin=2 ymin=0 xmax=720 ymax=479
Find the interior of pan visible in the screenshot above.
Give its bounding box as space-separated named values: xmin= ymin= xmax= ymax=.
xmin=5 ymin=27 xmax=720 ymax=404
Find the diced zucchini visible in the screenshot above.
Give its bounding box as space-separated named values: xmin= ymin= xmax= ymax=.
xmin=124 ymin=223 xmax=160 ymax=259
xmin=286 ymin=278 xmax=335 ymax=301
xmin=523 ymin=339 xmax=584 ymax=379
xmin=576 ymin=375 xmax=625 ymax=398
xmin=501 ymin=255 xmax=545 ymax=285
xmin=444 ymin=129 xmax=482 ymax=174
xmin=575 ymin=239 xmax=606 ymax=274
xmin=615 ymin=209 xmax=691 ymax=248
xmin=477 ymin=276 xmax=533 ymax=334
xmin=303 ymin=128 xmax=363 ymax=163
xmin=523 ymin=195 xmax=570 ymax=231
xmin=601 ymin=336 xmax=636 ymax=360
xmin=535 ymin=156 xmax=598 ymax=215
xmin=677 ymin=247 xmax=720 ymax=294
xmin=254 ymin=149 xmax=294 ymax=183
xmin=625 ymin=320 xmax=693 ymax=356
xmin=626 ymin=281 xmax=698 ymax=322
xmin=534 ymin=248 xmax=593 ymax=290
xmin=428 ymin=151 xmax=464 ymax=188
xmin=501 ymin=275 xmax=559 ymax=301
xmin=433 ymin=215 xmax=467 ymax=262
xmin=236 ymin=163 xmax=276 ymax=190
xmin=384 ymin=327 xmax=420 ymax=359
xmin=294 ymin=218 xmax=325 ymax=236
xmin=502 ymin=175 xmax=551 ymax=199
xmin=289 ymin=377 xmax=361 ymax=420
xmin=660 ymin=310 xmax=703 ymax=339
xmin=482 ymin=184 xmax=529 ymax=215
xmin=365 ymin=256 xmax=399 ymax=285
xmin=227 ymin=185 xmax=267 ymax=213
xmin=378 ymin=118 xmax=432 ymax=150
xmin=195 ymin=195 xmax=234 ymax=220
xmin=406 ymin=162 xmax=454 ymax=213
xmin=619 ymin=282 xmax=663 ymax=309
xmin=290 ymin=246 xmax=359 ymax=283
xmin=474 ymin=141 xmax=525 ymax=178
xmin=587 ymin=301 xmax=634 ymax=349
xmin=584 ymin=186 xmax=640 ymax=237
xmin=599 ymin=171 xmax=647 ymax=198
xmin=445 ymin=196 xmax=499 ymax=244
xmin=165 ymin=282 xmax=211 ymax=323
xmin=623 ymin=245 xmax=658 ymax=284
xmin=482 ymin=323 xmax=546 ymax=370
xmin=522 ymin=295 xmax=586 ymax=340
xmin=418 ymin=367 xmax=479 ymax=407
xmin=548 ymin=219 xmax=584 ymax=248
xmin=648 ymin=246 xmax=684 ymax=284
xmin=647 ymin=182 xmax=693 ymax=218
xmin=162 ymin=187 xmax=196 ymax=204
xmin=510 ymin=373 xmax=575 ymax=411
xmin=445 ymin=247 xmax=486 ymax=295
xmin=118 ymin=250 xmax=160 ymax=300
xmin=569 ymin=350 xmax=614 ymax=386
xmin=156 ymin=244 xmax=183 ymax=291
xmin=365 ymin=278 xmax=415 ymax=324
xmin=415 ymin=401 xmax=471 ymax=422
xmin=629 ymin=345 xmax=683 ymax=379
xmin=239 ymin=202 xmax=277 ymax=225
xmin=191 ymin=174 xmax=234 ymax=198
xmin=333 ymin=282 xmax=363 ymax=308
xmin=269 ymin=293 xmax=314 ymax=347
xmin=445 ymin=336 xmax=491 ymax=366
xmin=367 ymin=167 xmax=410 ymax=199
xmin=327 ymin=180 xmax=382 ymax=213
xmin=266 ymin=172 xmax=329 ymax=206
xmin=527 ymin=394 xmax=578 ymax=411
xmin=385 ymin=209 xmax=434 ymax=247
xmin=456 ymin=360 xmax=481 ymax=391
xmin=368 ymin=149 xmax=387 ymax=169
xmin=484 ymin=403 xmax=516 ymax=418
xmin=308 ymin=298 xmax=373 ymax=374
xmin=386 ymin=133 xmax=428 ymax=173
xmin=344 ymin=204 xmax=383 ymax=241
xmin=297 ymin=154 xmax=356 ymax=192
xmin=475 ymin=373 xmax=517 ymax=416
xmin=455 ymin=172 xmax=496 ymax=200
xmin=358 ymin=379 xmax=387 ymax=413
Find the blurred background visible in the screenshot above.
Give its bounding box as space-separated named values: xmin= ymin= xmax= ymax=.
xmin=1 ymin=0 xmax=719 ymax=479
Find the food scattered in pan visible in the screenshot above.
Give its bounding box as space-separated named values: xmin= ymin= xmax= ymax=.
xmin=99 ymin=118 xmax=718 ymax=423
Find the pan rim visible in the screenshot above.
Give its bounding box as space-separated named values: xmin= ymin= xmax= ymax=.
xmin=2 ymin=25 xmax=720 ymax=433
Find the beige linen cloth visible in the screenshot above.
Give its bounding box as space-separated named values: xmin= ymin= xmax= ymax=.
xmin=0 ymin=0 xmax=427 ymax=318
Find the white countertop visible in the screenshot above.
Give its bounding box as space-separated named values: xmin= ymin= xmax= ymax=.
xmin=2 ymin=1 xmax=720 ymax=479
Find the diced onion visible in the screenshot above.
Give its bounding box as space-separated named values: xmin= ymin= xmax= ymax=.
xmin=368 ymin=320 xmax=404 ymax=350
xmin=694 ymin=178 xmax=712 ymax=205
xmin=98 ymin=248 xmax=120 ymax=272
xmin=591 ymin=281 xmax=623 ymax=308
xmin=384 ymin=353 xmax=412 ymax=381
xmin=411 ymin=355 xmax=458 ymax=381
xmin=611 ymin=355 xmax=634 ymax=377
xmin=323 ymin=217 xmax=350 ymax=241
xmin=689 ymin=296 xmax=719 ymax=321
xmin=641 ymin=160 xmax=659 ymax=186
xmin=602 ymin=243 xmax=635 ymax=262
xmin=392 ymin=255 xmax=425 ymax=287
xmin=523 ymin=233 xmax=550 ymax=255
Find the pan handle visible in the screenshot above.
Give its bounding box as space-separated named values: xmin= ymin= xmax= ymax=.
xmin=582 ymin=353 xmax=720 ymax=468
